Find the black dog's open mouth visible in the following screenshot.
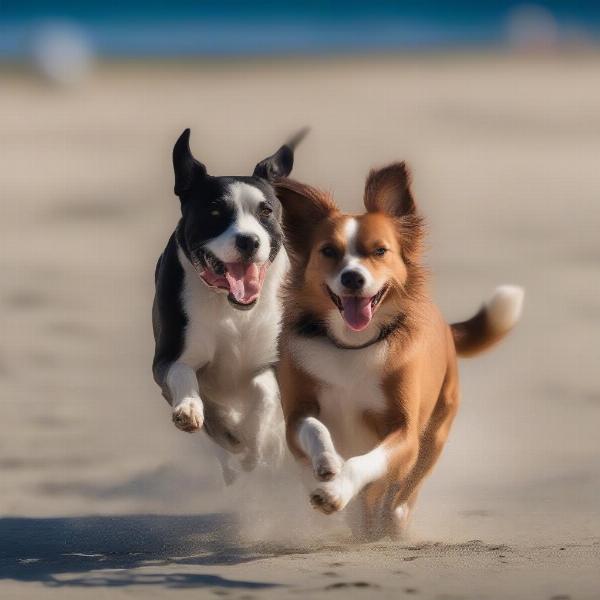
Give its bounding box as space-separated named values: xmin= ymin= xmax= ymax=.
xmin=195 ymin=249 xmax=267 ymax=310
xmin=226 ymin=295 xmax=257 ymax=310
xmin=201 ymin=249 xmax=226 ymax=276
xmin=325 ymin=284 xmax=388 ymax=331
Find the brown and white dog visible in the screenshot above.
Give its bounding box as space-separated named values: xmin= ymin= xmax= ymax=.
xmin=275 ymin=163 xmax=524 ymax=539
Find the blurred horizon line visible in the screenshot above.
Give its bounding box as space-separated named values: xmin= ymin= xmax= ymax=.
xmin=2 ymin=1 xmax=600 ymax=60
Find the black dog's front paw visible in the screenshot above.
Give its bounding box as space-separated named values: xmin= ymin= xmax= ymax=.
xmin=172 ymin=399 xmax=203 ymax=432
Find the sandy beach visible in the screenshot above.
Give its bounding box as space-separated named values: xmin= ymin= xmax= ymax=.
xmin=1 ymin=52 xmax=599 ymax=598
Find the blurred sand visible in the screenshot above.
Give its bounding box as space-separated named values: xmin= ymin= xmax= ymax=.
xmin=0 ymin=53 xmax=599 ymax=598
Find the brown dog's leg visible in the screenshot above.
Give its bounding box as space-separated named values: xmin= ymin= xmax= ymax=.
xmin=307 ymin=423 xmax=420 ymax=517
xmin=307 ymin=367 xmax=423 ymax=518
xmin=278 ymin=350 xmax=338 ymax=480
xmin=356 ymin=479 xmax=402 ymax=541
xmin=390 ymin=367 xmax=460 ymax=536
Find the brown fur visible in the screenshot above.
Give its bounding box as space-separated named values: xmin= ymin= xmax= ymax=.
xmin=275 ymin=175 xmax=426 ymax=347
xmin=451 ymin=306 xmax=512 ymax=357
xmin=274 ymin=163 xmax=518 ymax=539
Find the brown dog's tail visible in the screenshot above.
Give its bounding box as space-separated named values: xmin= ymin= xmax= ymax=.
xmin=451 ymin=285 xmax=524 ymax=357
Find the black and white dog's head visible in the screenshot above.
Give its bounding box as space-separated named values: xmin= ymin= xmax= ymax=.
xmin=173 ymin=128 xmax=306 ymax=310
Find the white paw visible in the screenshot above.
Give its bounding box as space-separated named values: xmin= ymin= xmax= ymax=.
xmin=172 ymin=398 xmax=204 ymax=433
xmin=313 ymin=452 xmax=343 ymax=482
xmin=309 ymin=476 xmax=354 ymax=515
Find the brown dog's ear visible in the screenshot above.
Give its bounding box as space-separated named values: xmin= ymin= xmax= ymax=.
xmin=365 ymin=163 xmax=424 ymax=263
xmin=364 ymin=162 xmax=415 ymax=217
xmin=274 ymin=178 xmax=337 ymax=257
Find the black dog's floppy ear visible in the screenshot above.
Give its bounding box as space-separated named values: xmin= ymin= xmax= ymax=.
xmin=173 ymin=129 xmax=207 ymax=197
xmin=253 ymin=127 xmax=309 ymax=182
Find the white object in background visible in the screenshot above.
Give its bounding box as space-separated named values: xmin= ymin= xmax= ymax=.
xmin=30 ymin=21 xmax=94 ymax=86
xmin=506 ymin=4 xmax=559 ymax=51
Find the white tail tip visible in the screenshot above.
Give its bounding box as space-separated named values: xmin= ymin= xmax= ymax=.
xmin=485 ymin=285 xmax=524 ymax=333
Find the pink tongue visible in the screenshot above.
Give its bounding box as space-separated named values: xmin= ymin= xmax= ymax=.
xmin=340 ymin=296 xmax=373 ymax=331
xmin=224 ymin=262 xmax=266 ymax=304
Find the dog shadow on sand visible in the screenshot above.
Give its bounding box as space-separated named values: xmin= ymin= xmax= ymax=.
xmin=0 ymin=513 xmax=287 ymax=589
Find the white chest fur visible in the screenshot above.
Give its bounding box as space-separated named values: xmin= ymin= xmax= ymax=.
xmin=288 ymin=334 xmax=389 ymax=457
xmin=178 ymin=248 xmax=287 ymax=405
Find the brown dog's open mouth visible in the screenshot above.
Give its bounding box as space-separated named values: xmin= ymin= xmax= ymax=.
xmin=196 ymin=250 xmax=268 ymax=309
xmin=326 ymin=284 xmax=388 ymax=331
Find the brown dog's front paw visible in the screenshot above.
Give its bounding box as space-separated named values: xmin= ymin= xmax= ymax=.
xmin=309 ymin=474 xmax=354 ymax=515
xmin=313 ymin=452 xmax=342 ymax=482
xmin=172 ymin=398 xmax=204 ymax=432
xmin=310 ymin=486 xmax=344 ymax=515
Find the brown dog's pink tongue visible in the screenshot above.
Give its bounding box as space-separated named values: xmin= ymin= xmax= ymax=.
xmin=225 ymin=262 xmax=263 ymax=304
xmin=341 ymin=296 xmax=373 ymax=331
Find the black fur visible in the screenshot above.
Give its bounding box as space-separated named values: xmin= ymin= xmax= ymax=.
xmin=176 ymin=175 xmax=283 ymax=268
xmin=293 ymin=312 xmax=329 ymax=338
xmin=292 ymin=311 xmax=408 ymax=350
xmin=152 ymin=233 xmax=187 ymax=387
xmin=152 ymin=128 xmax=303 ymax=389
xmin=173 ymin=128 xmax=207 ymax=195
xmin=253 ymin=126 xmax=308 ymax=181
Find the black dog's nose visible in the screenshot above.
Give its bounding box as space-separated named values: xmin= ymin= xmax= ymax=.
xmin=235 ymin=233 xmax=260 ymax=257
xmin=341 ymin=269 xmax=365 ymax=291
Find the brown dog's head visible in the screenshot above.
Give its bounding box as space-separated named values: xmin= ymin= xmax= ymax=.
xmin=275 ymin=163 xmax=425 ymax=340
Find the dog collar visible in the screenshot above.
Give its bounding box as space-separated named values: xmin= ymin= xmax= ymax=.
xmin=294 ymin=313 xmax=406 ymax=350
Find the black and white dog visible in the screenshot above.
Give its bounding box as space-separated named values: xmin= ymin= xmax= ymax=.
xmin=152 ymin=128 xmax=305 ymax=483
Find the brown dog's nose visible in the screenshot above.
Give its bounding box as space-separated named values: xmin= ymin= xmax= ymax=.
xmin=341 ymin=269 xmax=365 ymax=291
xmin=235 ymin=233 xmax=260 ymax=258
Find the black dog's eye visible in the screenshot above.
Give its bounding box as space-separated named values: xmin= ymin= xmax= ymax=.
xmin=373 ymin=247 xmax=388 ymax=257
xmin=320 ymin=245 xmax=339 ymax=259
xmin=208 ymin=202 xmax=221 ymax=217
xmin=259 ymin=203 xmax=273 ymax=218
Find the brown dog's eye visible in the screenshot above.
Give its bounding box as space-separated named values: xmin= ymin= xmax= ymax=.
xmin=320 ymin=245 xmax=338 ymax=259
xmin=373 ymin=247 xmax=388 ymax=257
xmin=259 ymin=204 xmax=273 ymax=218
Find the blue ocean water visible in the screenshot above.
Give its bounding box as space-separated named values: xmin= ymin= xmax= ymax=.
xmin=1 ymin=1 xmax=599 ymax=58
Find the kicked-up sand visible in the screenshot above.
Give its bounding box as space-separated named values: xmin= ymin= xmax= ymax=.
xmin=0 ymin=52 xmax=599 ymax=598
